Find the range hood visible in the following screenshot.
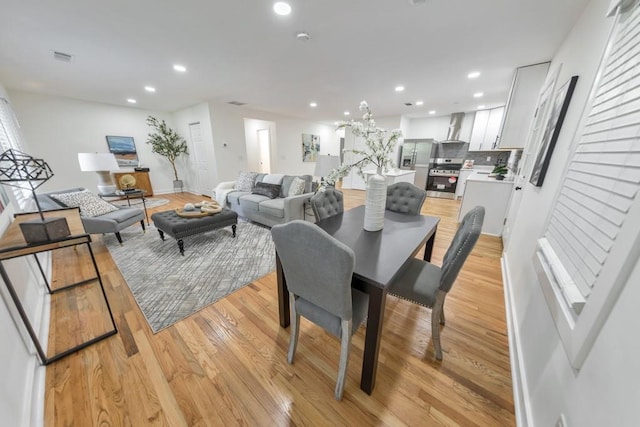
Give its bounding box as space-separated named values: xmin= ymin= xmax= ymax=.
xmin=440 ymin=112 xmax=467 ymax=143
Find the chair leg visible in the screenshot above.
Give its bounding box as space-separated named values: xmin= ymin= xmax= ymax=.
xmin=440 ymin=300 xmax=446 ymax=325
xmin=115 ymin=232 xmax=123 ymax=245
xmin=140 ymin=220 xmax=146 ymax=232
xmin=287 ymin=293 xmax=300 ymax=364
xmin=431 ymin=291 xmax=447 ymax=360
xmin=335 ymin=319 xmax=352 ymax=400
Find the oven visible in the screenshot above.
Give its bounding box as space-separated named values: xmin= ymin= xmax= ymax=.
xmin=426 ymin=158 xmax=463 ymax=199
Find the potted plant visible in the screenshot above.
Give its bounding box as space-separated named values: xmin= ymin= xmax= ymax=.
xmin=491 ymin=164 xmax=508 ymax=180
xmin=146 ymin=116 xmax=189 ymax=191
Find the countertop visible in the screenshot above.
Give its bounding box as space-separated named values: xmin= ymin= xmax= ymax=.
xmin=467 ymin=171 xmax=515 ymax=184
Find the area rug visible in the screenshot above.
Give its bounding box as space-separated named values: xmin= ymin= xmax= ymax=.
xmin=103 ymin=220 xmax=275 ymax=332
xmin=110 ymin=197 xmax=170 ymax=209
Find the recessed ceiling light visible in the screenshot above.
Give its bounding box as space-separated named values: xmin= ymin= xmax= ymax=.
xmin=173 ymin=64 xmax=187 ymax=72
xmin=144 ymin=86 xmax=156 ymax=92
xmin=127 ymin=98 xmax=137 ymax=104
xmin=428 ymin=110 xmax=436 ymax=115
xmin=477 ymin=105 xmax=486 ymax=109
xmin=273 ymin=2 xmax=291 ymax=15
xmin=344 ymin=111 xmax=350 ymax=116
xmin=415 ymin=100 xmax=424 ymax=106
xmin=395 ymin=85 xmax=405 ymax=92
xmin=473 ymin=92 xmax=484 ymax=98
xmin=467 ymin=71 xmax=481 ymax=79
xmin=309 ymin=102 xmax=317 ymax=107
xmin=296 ymin=32 xmax=310 ymax=41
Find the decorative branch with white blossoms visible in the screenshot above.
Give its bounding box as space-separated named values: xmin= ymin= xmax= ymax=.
xmin=324 ymin=101 xmax=402 ymax=187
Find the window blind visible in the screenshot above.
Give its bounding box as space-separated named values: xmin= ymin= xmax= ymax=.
xmin=0 ymin=97 xmax=32 ymax=209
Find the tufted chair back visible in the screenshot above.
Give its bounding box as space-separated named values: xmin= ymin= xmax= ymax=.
xmin=310 ymin=188 xmax=344 ymax=221
xmin=385 ymin=182 xmax=427 ymax=215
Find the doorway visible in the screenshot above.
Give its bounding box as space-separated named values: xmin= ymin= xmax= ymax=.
xmin=257 ymin=128 xmax=271 ymax=173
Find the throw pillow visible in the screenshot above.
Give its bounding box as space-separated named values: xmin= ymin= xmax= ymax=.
xmin=288 ymin=177 xmax=306 ymax=196
xmin=236 ymin=172 xmax=259 ymax=192
xmin=251 ymin=182 xmax=281 ymax=199
xmin=263 ymin=174 xmax=285 ymax=185
xmin=50 ymin=190 xmax=119 ymax=217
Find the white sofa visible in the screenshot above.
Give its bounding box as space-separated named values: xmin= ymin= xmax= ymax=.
xmin=213 ymin=173 xmax=314 ymax=227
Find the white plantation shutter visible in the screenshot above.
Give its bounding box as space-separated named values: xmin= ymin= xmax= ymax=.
xmin=535 ymin=0 xmax=640 ymax=368
xmin=0 ymin=97 xmax=32 ymax=209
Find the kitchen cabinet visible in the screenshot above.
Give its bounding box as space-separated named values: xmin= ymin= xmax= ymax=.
xmin=469 ymin=107 xmax=504 ymax=151
xmin=455 ymin=169 xmax=474 ymax=199
xmin=498 ymin=62 xmax=550 ymax=149
xmin=458 ymin=173 xmax=513 ymax=236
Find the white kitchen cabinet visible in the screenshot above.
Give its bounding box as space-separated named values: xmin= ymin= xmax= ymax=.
xmin=458 ymin=174 xmax=513 ymax=236
xmin=468 ymin=107 xmax=504 ymax=151
xmin=455 ymin=169 xmax=474 ymax=199
xmin=498 ymin=62 xmax=550 ymax=149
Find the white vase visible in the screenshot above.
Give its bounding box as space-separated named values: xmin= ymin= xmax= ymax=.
xmin=364 ymin=169 xmax=387 ymax=231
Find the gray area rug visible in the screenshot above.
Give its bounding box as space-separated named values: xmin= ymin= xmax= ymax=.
xmin=104 ymin=220 xmax=275 ymax=332
xmin=111 ymin=197 xmax=170 ymax=209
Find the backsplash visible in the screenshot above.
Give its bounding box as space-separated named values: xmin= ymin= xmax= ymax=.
xmin=433 ymin=142 xmax=509 ymax=165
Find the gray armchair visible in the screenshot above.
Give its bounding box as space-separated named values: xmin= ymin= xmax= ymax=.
xmin=388 ymin=206 xmax=484 ymax=360
xmin=35 ymin=187 xmax=145 ymax=244
xmin=271 ymin=220 xmax=368 ymax=400
xmin=309 ymin=187 xmax=344 ymax=221
xmin=385 ymin=182 xmax=427 ymax=215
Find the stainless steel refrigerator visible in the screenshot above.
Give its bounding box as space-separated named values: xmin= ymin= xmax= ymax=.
xmin=400 ymin=139 xmax=435 ymax=190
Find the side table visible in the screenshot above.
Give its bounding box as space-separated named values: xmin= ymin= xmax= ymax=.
xmin=99 ymin=189 xmax=149 ymax=225
xmin=0 ymin=208 xmax=117 ymax=365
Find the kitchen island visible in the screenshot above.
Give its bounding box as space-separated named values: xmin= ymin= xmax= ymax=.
xmin=458 ymin=172 xmax=514 ymax=236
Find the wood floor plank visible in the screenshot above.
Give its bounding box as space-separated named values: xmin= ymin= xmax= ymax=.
xmin=44 ymin=189 xmax=515 ymax=426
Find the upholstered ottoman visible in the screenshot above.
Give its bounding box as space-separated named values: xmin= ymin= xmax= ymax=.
xmin=151 ymin=208 xmax=238 ymax=255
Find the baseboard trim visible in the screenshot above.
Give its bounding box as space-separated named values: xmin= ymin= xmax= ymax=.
xmin=502 ymin=253 xmax=533 ymax=427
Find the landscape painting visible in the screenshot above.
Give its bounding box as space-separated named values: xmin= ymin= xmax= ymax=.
xmin=106 ymin=135 xmax=139 ymax=167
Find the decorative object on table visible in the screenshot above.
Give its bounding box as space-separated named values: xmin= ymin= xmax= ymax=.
xmin=106 ymin=135 xmax=139 ymax=167
xmin=301 ymin=133 xmax=320 ymax=162
xmin=326 ymin=101 xmax=402 ymax=231
xmin=183 ymin=203 xmax=195 ymax=211
xmin=313 ymin=154 xmax=341 ymax=189
xmin=104 ymin=219 xmax=272 ymax=332
xmin=146 ymin=116 xmax=188 ymax=191
xmin=78 ymin=152 xmax=120 ymax=194
xmin=0 ymin=149 xmax=70 ymax=243
xmin=530 ymin=75 xmax=579 ymax=187
xmin=118 ymin=173 xmax=136 ymax=189
xmin=491 ymin=165 xmax=509 ymax=180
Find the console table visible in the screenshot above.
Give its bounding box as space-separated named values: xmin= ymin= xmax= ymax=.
xmin=0 ymin=208 xmax=117 ymax=365
xmin=99 ymin=189 xmax=150 ymax=225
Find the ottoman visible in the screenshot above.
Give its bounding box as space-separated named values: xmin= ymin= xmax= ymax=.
xmin=151 ymin=208 xmax=238 ymax=255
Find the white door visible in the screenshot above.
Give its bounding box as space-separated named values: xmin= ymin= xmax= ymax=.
xmin=257 ymin=128 xmax=271 ymax=173
xmin=189 ymin=122 xmax=212 ymax=195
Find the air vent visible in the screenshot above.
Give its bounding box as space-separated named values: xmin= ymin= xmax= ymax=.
xmin=228 ymin=101 xmax=246 ymax=106
xmin=404 ymin=102 xmax=413 ymax=106
xmin=53 ymin=51 xmax=73 ymax=62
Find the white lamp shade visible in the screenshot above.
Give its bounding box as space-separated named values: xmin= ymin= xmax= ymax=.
xmin=78 ymin=153 xmax=119 ymax=172
xmin=313 ymin=155 xmax=341 ymax=178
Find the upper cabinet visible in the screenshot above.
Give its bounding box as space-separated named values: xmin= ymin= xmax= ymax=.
xmin=498 ymin=62 xmax=550 ymax=149
xmin=469 ymin=106 xmax=504 ymax=151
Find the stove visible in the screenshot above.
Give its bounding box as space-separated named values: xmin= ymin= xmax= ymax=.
xmin=426 ymin=158 xmax=463 ymax=199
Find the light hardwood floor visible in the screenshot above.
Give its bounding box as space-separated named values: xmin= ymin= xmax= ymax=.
xmin=44 ymin=189 xmax=514 ymax=426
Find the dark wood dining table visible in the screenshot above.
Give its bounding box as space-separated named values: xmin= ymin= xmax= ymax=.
xmin=276 ymin=205 xmax=440 ymax=394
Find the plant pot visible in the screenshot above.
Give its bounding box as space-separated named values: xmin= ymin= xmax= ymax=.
xmin=173 ymin=180 xmax=184 ymax=192
xmin=495 ymin=175 xmax=505 ymax=181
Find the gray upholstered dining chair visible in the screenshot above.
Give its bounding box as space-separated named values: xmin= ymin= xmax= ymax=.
xmin=385 ymin=182 xmax=427 ymax=215
xmin=310 ymin=187 xmax=344 ymax=221
xmin=388 ymin=206 xmax=484 ymax=360
xmin=271 ymin=220 xmax=368 ymax=400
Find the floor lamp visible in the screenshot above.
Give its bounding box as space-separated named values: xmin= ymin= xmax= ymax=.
xmin=78 ymin=153 xmax=120 ymax=194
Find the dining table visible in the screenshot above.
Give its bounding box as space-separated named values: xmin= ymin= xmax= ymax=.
xmin=275 ymin=205 xmax=440 ymax=394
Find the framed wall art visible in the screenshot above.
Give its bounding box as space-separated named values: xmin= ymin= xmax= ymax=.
xmin=301 ymin=133 xmax=320 ymax=162
xmin=106 ymin=135 xmax=139 ymax=167
xmin=529 ymin=75 xmax=579 ymax=187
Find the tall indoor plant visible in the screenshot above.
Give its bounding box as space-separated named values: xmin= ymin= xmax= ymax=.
xmin=326 ymin=101 xmax=402 ymax=231
xmin=146 ymin=116 xmax=189 ymax=190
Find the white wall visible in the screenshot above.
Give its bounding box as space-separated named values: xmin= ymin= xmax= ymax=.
xmin=502 ymin=0 xmax=640 ymax=425
xmin=7 ymin=91 xmax=174 ymax=194
xmin=0 ymin=85 xmax=47 ymax=427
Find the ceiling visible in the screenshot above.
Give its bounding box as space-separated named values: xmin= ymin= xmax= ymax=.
xmin=0 ymin=0 xmax=590 ymax=123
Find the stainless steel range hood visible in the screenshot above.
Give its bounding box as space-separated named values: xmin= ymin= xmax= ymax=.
xmin=440 ymin=112 xmax=467 ymax=143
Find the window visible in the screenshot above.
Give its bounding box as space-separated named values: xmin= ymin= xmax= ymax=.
xmin=0 ymin=97 xmax=32 ymax=209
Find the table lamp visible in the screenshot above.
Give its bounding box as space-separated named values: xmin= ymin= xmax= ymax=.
xmin=313 ymin=154 xmax=341 ymax=186
xmin=0 ymin=149 xmax=70 ymax=243
xmin=78 ymin=152 xmax=119 ymax=193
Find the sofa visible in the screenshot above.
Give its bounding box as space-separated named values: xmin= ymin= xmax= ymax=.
xmin=35 ymin=187 xmax=145 ymax=244
xmin=213 ymin=172 xmax=314 ymax=227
